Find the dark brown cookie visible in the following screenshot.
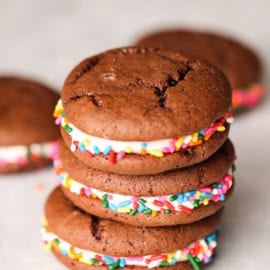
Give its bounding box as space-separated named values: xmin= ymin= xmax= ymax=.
xmin=56 ymin=47 xmax=232 ymax=174
xmin=0 ymin=76 xmax=60 ymax=173
xmin=135 ymin=29 xmax=265 ymax=111
xmin=56 ymin=139 xmax=235 ymax=226
xmin=43 ymin=187 xmax=222 ymax=269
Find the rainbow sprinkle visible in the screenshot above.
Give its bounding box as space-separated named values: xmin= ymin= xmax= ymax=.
xmin=232 ymin=83 xmax=266 ymax=111
xmin=42 ymin=223 xmax=217 ymax=269
xmin=54 ymin=100 xmax=233 ymax=163
xmin=0 ymin=141 xmax=59 ymax=168
xmin=54 ymin=158 xmax=235 ymax=216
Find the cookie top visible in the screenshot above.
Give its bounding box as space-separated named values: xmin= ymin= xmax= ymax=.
xmin=0 ymin=76 xmax=60 ymax=146
xmin=136 ymin=30 xmax=261 ymax=88
xmin=58 ymin=139 xmax=235 ymax=196
xmin=61 ymin=47 xmax=231 ymax=141
xmin=45 ymin=187 xmax=223 ymax=257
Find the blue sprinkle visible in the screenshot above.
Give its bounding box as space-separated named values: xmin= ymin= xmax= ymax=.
xmin=92 ymin=145 xmax=100 ymax=154
xmin=103 ymin=145 xmax=112 ymax=155
xmin=202 ymin=192 xmax=212 ymax=199
xmin=172 ymin=258 xmax=177 ymax=264
xmin=220 ymin=194 xmax=225 ymax=201
xmin=206 ymin=233 xmax=217 ymax=242
xmin=103 ymin=256 xmax=114 ymax=264
xmin=185 ymin=190 xmax=196 ymax=197
xmin=79 ymin=142 xmax=86 ymax=151
xmin=177 ymin=193 xmax=184 ymax=203
xmin=138 ymin=205 xmax=145 ymax=213
xmin=199 ymin=129 xmax=205 ymax=135
xmin=183 ymin=196 xmax=189 ymax=202
xmin=119 ymin=258 xmax=126 ymax=268
xmin=217 ymin=184 xmax=222 ymax=188
xmin=61 ymin=249 xmax=68 ymax=256
xmin=141 ymin=143 xmax=147 ymax=149
xmin=118 ymin=200 xmax=131 ymax=208
xmin=109 ymin=203 xmax=117 ymax=212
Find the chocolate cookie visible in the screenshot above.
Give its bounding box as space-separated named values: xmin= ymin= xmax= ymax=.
xmin=42 ymin=187 xmax=223 ymax=269
xmin=0 ymin=76 xmax=60 ymax=173
xmin=135 ymin=29 xmax=266 ymax=111
xmin=55 ymin=139 xmax=235 ymax=227
xmin=55 ymin=47 xmax=233 ymax=175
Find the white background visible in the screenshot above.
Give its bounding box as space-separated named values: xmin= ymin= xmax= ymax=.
xmin=0 ymin=0 xmax=269 ymax=269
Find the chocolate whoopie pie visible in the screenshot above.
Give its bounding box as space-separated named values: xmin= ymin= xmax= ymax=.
xmin=54 ymin=47 xmax=233 ymax=175
xmin=136 ymin=29 xmax=266 ymax=112
xmin=42 ymin=187 xmax=223 ymax=270
xmin=56 ymin=139 xmax=235 ymax=227
xmin=0 ymin=76 xmax=59 ymax=173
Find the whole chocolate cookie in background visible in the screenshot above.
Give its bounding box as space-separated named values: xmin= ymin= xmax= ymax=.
xmin=0 ymin=76 xmax=60 ymax=173
xmin=54 ymin=47 xmax=233 ymax=175
xmin=42 ymin=187 xmax=223 ymax=270
xmin=56 ymin=139 xmax=235 ymax=227
xmin=135 ymin=29 xmax=266 ymax=112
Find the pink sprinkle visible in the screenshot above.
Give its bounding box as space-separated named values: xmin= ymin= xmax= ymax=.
xmin=203 ymin=254 xmax=209 ymax=262
xmin=161 ymin=147 xmax=170 ymax=154
xmin=200 ymin=187 xmax=212 ymax=193
xmin=85 ymin=188 xmax=92 ymax=197
xmin=17 ymin=157 xmax=27 ymax=165
xmin=159 ymin=196 xmax=166 ymax=202
xmin=183 ymin=248 xmax=189 ymax=254
xmin=117 ymin=151 xmax=125 ymax=160
xmin=189 ymin=195 xmax=195 ymax=201
xmin=0 ymin=160 xmax=8 ymax=167
xmin=55 ymin=116 xmax=62 ymax=125
xmin=182 ymin=143 xmax=188 ymax=149
xmin=169 ymin=141 xmax=175 ymax=153
xmin=107 ymin=195 xmax=113 ymax=201
xmin=131 ymin=196 xmax=139 ymax=203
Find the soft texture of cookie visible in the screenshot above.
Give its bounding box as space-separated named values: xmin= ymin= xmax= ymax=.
xmin=43 ymin=187 xmax=222 ymax=269
xmin=56 ymin=139 xmax=235 ymax=226
xmin=136 ymin=29 xmax=266 ymax=110
xmin=0 ymin=76 xmax=60 ymax=173
xmin=55 ymin=47 xmax=232 ymax=174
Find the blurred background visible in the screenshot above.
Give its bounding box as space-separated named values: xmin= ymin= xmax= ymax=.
xmin=0 ymin=1 xmax=269 ymax=270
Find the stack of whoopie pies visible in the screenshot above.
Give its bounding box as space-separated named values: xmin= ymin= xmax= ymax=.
xmin=42 ymin=47 xmax=235 ymax=270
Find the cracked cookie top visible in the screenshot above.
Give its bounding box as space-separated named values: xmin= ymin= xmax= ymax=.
xmin=61 ymin=47 xmax=231 ymax=141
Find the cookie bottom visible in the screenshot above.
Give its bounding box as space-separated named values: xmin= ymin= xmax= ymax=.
xmin=0 ymin=158 xmax=52 ymax=174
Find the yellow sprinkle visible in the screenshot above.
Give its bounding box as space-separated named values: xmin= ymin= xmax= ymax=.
xmin=41 ymin=216 xmax=48 ymax=227
xmin=53 ymin=109 xmax=62 ymax=117
xmin=62 ymin=179 xmax=69 ymax=189
xmin=195 ymin=191 xmax=201 ymax=197
xmin=217 ymin=125 xmax=226 ymax=132
xmin=175 ymin=137 xmax=184 ymax=150
xmin=92 ymin=194 xmax=97 ymax=199
xmin=199 ymin=246 xmax=204 ymax=253
xmin=79 ymin=258 xmax=92 ymax=265
xmin=203 ymin=199 xmax=209 ymax=205
xmin=167 ymin=252 xmax=176 ymax=263
xmin=124 ymin=147 xmax=133 ymax=153
xmin=64 ymin=118 xmax=69 ymax=124
xmin=149 ymin=149 xmax=164 ymax=157
xmin=151 ymin=210 xmax=158 ymax=217
xmin=117 ymin=207 xmax=131 ymax=213
xmin=51 ymin=242 xmax=60 ymax=252
xmin=44 ymin=243 xmax=52 ymax=251
xmin=83 ymin=139 xmax=90 ymax=146
xmin=192 ymin=132 xmax=199 ymax=142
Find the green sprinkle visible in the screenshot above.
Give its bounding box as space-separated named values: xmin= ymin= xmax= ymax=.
xmin=199 ymin=195 xmax=204 ymax=202
xmin=54 ymin=239 xmax=60 ymax=244
xmin=159 ymin=261 xmax=170 ymax=267
xmin=129 ymin=209 xmax=137 ymax=216
xmin=169 ymin=195 xmax=177 ymax=202
xmin=165 ymin=209 xmax=171 ymax=214
xmin=198 ymin=134 xmax=204 ymax=140
xmin=102 ymin=194 xmax=108 ymax=201
xmin=109 ymin=260 xmax=120 ymax=270
xmin=64 ymin=124 xmax=73 ymax=133
xmin=187 ymin=254 xmax=200 ymax=270
xmin=193 ymin=200 xmax=200 ymax=208
xmin=139 ymin=198 xmax=146 ymax=205
xmin=102 ymin=200 xmax=109 ymax=208
xmin=90 ymin=258 xmax=99 ymax=265
xmin=143 ymin=208 xmax=152 ymax=215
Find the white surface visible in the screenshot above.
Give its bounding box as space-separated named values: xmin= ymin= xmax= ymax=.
xmin=0 ymin=0 xmax=269 ymax=269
